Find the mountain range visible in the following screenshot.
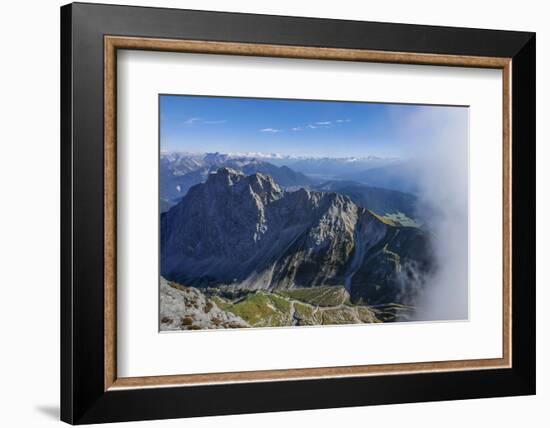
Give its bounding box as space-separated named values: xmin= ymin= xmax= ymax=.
xmin=313 ymin=180 xmax=418 ymax=221
xmin=262 ymin=154 xmax=400 ymax=178
xmin=160 ymin=152 xmax=421 ymax=221
xmin=339 ymin=162 xmax=422 ymax=194
xmin=160 ymin=152 xmax=313 ymax=208
xmin=161 ymin=167 xmax=432 ymax=305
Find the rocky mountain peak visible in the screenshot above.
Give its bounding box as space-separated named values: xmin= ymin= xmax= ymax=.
xmin=200 ymin=167 xmax=283 ymax=203
xmin=246 ymin=171 xmax=281 ymax=195
xmin=208 ymin=166 xmax=243 ymax=185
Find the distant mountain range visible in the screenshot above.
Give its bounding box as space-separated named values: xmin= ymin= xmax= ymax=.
xmin=313 ymin=180 xmax=418 ymax=221
xmin=160 ymin=152 xmax=314 ymax=210
xmin=338 ymin=162 xmax=422 ymax=195
xmin=161 ymin=167 xmax=432 ymax=305
xmin=265 ymin=155 xmax=400 ymax=179
xmin=161 ymin=151 xmax=397 ymax=163
xmin=160 ymin=152 xmax=421 ymax=218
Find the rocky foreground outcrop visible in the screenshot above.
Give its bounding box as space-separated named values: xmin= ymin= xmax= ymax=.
xmin=161 ymin=168 xmax=432 ymax=305
xmin=160 ymin=277 xmax=248 ymax=330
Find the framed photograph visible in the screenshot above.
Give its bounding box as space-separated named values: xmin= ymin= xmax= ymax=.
xmin=61 ymin=2 xmax=535 ymax=424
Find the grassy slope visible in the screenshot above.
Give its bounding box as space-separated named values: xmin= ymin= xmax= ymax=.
xmin=205 ymin=286 xmax=399 ymax=328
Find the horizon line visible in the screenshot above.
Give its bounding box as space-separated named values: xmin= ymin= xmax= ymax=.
xmin=160 ymin=150 xmax=402 ymax=161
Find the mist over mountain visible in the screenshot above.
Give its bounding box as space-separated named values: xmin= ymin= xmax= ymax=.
xmin=161 ymin=167 xmax=432 ymax=305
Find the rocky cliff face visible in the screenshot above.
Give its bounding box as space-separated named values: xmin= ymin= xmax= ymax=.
xmin=161 ymin=167 xmax=432 ymax=305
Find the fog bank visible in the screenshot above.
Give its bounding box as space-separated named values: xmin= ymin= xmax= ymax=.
xmin=393 ymin=106 xmax=469 ymax=321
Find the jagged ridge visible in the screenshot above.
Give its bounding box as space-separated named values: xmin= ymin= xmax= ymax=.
xmin=161 ymin=167 xmax=432 ymax=305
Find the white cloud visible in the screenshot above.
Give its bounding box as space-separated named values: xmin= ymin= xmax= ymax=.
xmin=296 ymin=119 xmax=350 ymax=131
xmin=260 ymin=128 xmax=281 ymax=133
xmin=184 ymin=118 xmax=227 ymax=126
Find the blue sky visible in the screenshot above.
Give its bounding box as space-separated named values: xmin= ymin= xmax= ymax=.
xmin=160 ymin=95 xmax=468 ymax=158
